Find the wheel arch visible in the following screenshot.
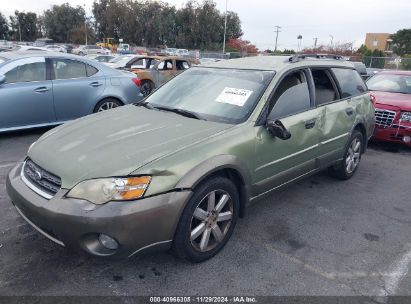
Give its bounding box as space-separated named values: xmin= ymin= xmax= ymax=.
xmin=352 ymin=122 xmax=367 ymax=153
xmin=175 ymin=155 xmax=252 ymax=218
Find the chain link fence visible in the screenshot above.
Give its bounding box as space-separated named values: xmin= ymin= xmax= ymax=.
xmin=350 ymin=55 xmax=411 ymax=71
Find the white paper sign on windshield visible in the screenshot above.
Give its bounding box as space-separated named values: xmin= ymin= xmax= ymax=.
xmin=216 ymin=87 xmax=253 ymax=107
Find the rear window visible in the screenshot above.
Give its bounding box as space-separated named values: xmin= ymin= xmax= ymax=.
xmin=332 ymin=68 xmax=367 ymax=98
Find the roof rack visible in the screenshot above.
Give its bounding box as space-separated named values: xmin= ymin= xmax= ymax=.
xmin=289 ymin=54 xmax=344 ymax=63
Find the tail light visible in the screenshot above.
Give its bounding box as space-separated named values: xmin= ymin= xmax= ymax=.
xmin=131 ymin=78 xmax=141 ymax=87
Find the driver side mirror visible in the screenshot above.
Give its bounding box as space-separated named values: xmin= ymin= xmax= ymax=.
xmin=0 ymin=74 xmax=5 ymax=85
xmin=266 ymin=119 xmax=291 ymax=140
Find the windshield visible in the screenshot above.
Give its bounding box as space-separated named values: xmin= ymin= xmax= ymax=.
xmin=109 ymin=55 xmax=135 ymax=64
xmin=144 ymin=67 xmax=275 ymax=124
xmin=367 ymin=74 xmax=411 ymax=94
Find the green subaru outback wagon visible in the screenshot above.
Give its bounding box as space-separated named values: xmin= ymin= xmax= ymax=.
xmin=7 ymin=55 xmax=375 ymax=262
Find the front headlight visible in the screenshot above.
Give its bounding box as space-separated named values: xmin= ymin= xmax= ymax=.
xmin=66 ymin=176 xmax=151 ymax=205
xmin=400 ymin=112 xmax=411 ymax=123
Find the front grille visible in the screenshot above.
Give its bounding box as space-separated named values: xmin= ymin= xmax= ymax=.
xmin=22 ymin=159 xmax=61 ymax=198
xmin=375 ymin=108 xmax=396 ymax=128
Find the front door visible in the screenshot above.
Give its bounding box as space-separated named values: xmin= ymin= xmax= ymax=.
xmin=253 ymin=69 xmax=322 ymax=196
xmin=0 ymin=57 xmax=55 ymax=130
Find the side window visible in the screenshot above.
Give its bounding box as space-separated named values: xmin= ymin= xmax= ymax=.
xmin=86 ymin=64 xmax=98 ymax=77
xmin=176 ymin=60 xmax=190 ymax=70
xmin=52 ymin=59 xmax=87 ymax=79
xmin=130 ymin=58 xmax=146 ymax=68
xmin=158 ymin=60 xmax=173 ymax=70
xmin=332 ymin=68 xmax=367 ymax=98
xmin=269 ymin=71 xmax=311 ymax=118
xmin=312 ymin=69 xmax=338 ymax=106
xmin=2 ymin=58 xmax=46 ymax=84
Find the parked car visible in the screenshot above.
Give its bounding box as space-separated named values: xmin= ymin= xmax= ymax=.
xmin=6 ymin=55 xmax=374 ymax=262
xmin=352 ymin=62 xmax=368 ymax=80
xmin=0 ymin=52 xmax=143 ymax=132
xmin=118 ymin=43 xmax=133 ymax=54
xmin=129 ymin=56 xmax=194 ymax=96
xmin=45 ymin=45 xmax=67 ymax=53
xmin=11 ymin=45 xmax=51 ymax=52
xmin=33 ymin=38 xmax=54 ymax=47
xmin=72 ymin=45 xmax=110 ymax=56
xmin=86 ymin=54 xmax=116 ymax=63
xmin=367 ymin=70 xmax=411 ymax=147
xmin=176 ymin=49 xmax=189 ymax=56
xmin=164 ymin=47 xmax=177 ymax=56
xmin=104 ymin=54 xmax=142 ymax=69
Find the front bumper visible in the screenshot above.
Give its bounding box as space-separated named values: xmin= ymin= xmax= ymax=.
xmin=6 ymin=163 xmax=192 ymax=258
xmin=373 ymin=124 xmax=411 ymax=147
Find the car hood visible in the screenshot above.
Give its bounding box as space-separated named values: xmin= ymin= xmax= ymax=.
xmin=371 ymin=91 xmax=411 ymax=110
xmin=29 ymin=105 xmax=233 ymax=189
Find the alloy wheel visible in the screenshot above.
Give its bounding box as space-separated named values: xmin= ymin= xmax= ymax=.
xmin=98 ymin=101 xmax=118 ymax=112
xmin=190 ymin=190 xmax=233 ymax=252
xmin=346 ymin=137 xmax=361 ymax=174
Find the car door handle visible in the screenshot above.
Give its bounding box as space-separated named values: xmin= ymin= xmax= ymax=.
xmin=305 ymin=119 xmax=316 ymax=129
xmin=345 ymin=108 xmax=354 ymax=116
xmin=89 ymin=82 xmax=103 ymax=87
xmin=34 ymin=87 xmax=49 ymax=93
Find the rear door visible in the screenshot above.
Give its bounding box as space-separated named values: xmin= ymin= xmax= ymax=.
xmin=50 ymin=58 xmax=105 ymax=121
xmin=253 ymin=69 xmax=323 ymax=195
xmin=312 ymin=68 xmax=366 ymax=166
xmin=0 ymin=57 xmax=55 ymax=130
xmin=155 ymin=59 xmax=175 ymax=86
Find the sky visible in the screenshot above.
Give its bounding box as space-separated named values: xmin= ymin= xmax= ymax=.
xmin=1 ymin=0 xmax=411 ymax=50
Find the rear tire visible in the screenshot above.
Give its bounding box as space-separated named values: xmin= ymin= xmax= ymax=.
xmin=140 ymin=80 xmax=154 ymax=97
xmin=329 ymin=130 xmax=364 ymax=180
xmin=173 ymin=176 xmax=239 ymax=263
xmin=93 ymin=98 xmax=122 ymax=113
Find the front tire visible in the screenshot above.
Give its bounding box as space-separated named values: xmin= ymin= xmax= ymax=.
xmin=329 ymin=130 xmax=364 ymax=180
xmin=173 ymin=176 xmax=239 ymax=263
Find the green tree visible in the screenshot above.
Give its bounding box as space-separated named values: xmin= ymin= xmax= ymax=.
xmin=0 ymin=13 xmax=8 ymax=39
xmin=44 ymin=3 xmax=86 ymax=43
xmin=9 ymin=11 xmax=38 ymax=41
xmin=391 ymin=29 xmax=411 ymax=56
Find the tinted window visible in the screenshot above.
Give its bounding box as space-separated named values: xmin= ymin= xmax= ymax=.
xmin=269 ymin=71 xmax=311 ymax=118
xmin=312 ymin=69 xmax=338 ymax=105
xmin=53 ymin=59 xmax=87 ymax=79
xmin=3 ymin=59 xmax=46 ymax=83
xmin=86 ymin=64 xmax=98 ymax=76
xmin=332 ymin=68 xmax=366 ymax=98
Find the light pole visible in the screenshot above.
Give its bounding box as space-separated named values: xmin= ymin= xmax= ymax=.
xmin=84 ymin=4 xmax=88 ymax=45
xmin=274 ymin=26 xmax=281 ymax=52
xmin=329 ymin=35 xmax=334 ymax=49
xmin=297 ymin=35 xmax=302 ymax=52
xmin=222 ymin=0 xmax=228 ymax=54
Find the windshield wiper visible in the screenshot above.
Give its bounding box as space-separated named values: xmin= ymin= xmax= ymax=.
xmin=134 ymin=101 xmax=154 ymax=109
xmin=152 ymin=106 xmax=204 ymax=120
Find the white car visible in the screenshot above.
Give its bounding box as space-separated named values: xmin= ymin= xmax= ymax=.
xmin=72 ymin=45 xmax=110 ymax=56
xmin=11 ymin=45 xmax=51 ymax=52
xmin=45 ymin=45 xmax=67 ymax=53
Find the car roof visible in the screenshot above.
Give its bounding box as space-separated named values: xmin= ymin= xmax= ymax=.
xmin=0 ymin=51 xmax=74 ymax=60
xmin=202 ymin=55 xmax=354 ymax=71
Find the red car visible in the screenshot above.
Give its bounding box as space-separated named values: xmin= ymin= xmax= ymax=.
xmin=367 ymin=71 xmax=411 ymax=147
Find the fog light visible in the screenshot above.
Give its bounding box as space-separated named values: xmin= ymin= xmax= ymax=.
xmin=403 ymin=136 xmax=411 ymax=143
xmin=98 ymin=234 xmax=119 ymax=250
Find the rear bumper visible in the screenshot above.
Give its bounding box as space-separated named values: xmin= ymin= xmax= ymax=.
xmin=372 ymin=124 xmax=411 ymax=147
xmin=6 ymin=163 xmax=192 ymax=258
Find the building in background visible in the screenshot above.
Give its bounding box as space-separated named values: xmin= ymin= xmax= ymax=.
xmin=364 ymin=33 xmax=393 ymax=55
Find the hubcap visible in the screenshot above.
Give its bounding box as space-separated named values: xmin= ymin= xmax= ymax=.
xmin=141 ymin=83 xmax=152 ymax=97
xmin=346 ymin=137 xmax=361 ymax=174
xmin=190 ymin=190 xmax=233 ymax=252
xmin=98 ymin=101 xmax=118 ymax=112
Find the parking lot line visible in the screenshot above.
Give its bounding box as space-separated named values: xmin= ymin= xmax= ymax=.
xmin=0 ymin=163 xmax=15 ymax=169
xmin=383 ymin=243 xmax=411 ymax=295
